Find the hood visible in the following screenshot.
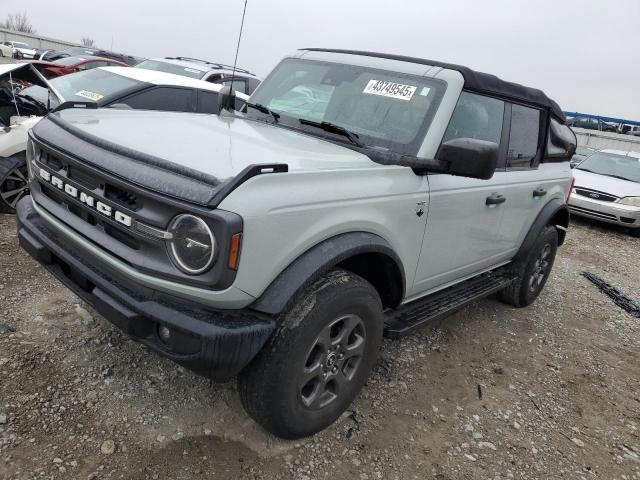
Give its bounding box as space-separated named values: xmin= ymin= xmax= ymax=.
xmin=55 ymin=108 xmax=375 ymax=180
xmin=30 ymin=107 xmax=377 ymax=206
xmin=573 ymin=168 xmax=640 ymax=198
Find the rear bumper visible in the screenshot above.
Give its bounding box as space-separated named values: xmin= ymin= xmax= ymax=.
xmin=16 ymin=197 xmax=275 ymax=381
xmin=569 ymin=193 xmax=640 ymax=229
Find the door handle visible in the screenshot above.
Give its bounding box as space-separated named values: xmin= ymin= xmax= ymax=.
xmin=533 ymin=187 xmax=547 ymax=198
xmin=485 ymin=193 xmax=506 ymax=206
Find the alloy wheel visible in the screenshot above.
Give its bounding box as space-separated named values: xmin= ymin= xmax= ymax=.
xmin=0 ymin=164 xmax=29 ymax=210
xmin=528 ymin=243 xmax=551 ymax=293
xmin=298 ymin=314 xmax=366 ymax=410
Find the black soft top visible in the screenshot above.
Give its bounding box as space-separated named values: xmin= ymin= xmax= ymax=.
xmin=302 ymin=48 xmax=566 ymax=122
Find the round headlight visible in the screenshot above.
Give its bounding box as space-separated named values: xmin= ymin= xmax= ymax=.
xmin=167 ymin=214 xmax=216 ymax=274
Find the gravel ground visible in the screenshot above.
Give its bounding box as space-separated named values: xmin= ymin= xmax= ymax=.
xmin=0 ymin=212 xmax=639 ymax=480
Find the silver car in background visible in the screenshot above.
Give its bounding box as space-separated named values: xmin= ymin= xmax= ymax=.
xmin=569 ymin=149 xmax=640 ymax=236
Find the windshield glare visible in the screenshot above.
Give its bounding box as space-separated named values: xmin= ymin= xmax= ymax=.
xmin=577 ymin=152 xmax=640 ymax=183
xmin=135 ymin=59 xmax=205 ymax=79
xmin=249 ymin=58 xmax=445 ymax=154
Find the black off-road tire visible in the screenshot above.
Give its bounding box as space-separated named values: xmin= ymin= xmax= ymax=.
xmin=238 ymin=269 xmax=383 ymax=439
xmin=499 ymin=225 xmax=558 ymax=308
xmin=629 ymin=228 xmax=640 ymax=238
xmin=0 ymin=154 xmax=29 ymax=214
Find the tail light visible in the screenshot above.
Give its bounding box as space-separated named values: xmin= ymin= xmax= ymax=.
xmin=566 ymin=176 xmax=575 ymax=204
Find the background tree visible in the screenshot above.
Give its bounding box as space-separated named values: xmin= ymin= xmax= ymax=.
xmin=1 ymin=12 xmax=36 ymax=34
xmin=81 ymin=37 xmax=96 ymax=47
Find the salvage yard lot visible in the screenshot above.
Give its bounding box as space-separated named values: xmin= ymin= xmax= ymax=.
xmin=0 ymin=213 xmax=639 ymax=479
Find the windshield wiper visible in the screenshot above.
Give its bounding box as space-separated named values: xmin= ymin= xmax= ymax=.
xmin=298 ymin=119 xmax=364 ymax=148
xmin=245 ymin=102 xmax=280 ymax=123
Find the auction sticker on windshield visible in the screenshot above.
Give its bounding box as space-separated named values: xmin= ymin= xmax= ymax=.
xmin=363 ymin=80 xmax=417 ymax=101
xmin=75 ymin=90 xmax=104 ymax=101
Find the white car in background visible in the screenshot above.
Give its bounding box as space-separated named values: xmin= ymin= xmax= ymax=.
xmin=569 ymin=148 xmax=640 ymax=236
xmin=0 ymin=42 xmax=13 ymax=58
xmin=0 ymin=64 xmax=249 ymax=212
xmin=1 ymin=41 xmax=37 ymax=59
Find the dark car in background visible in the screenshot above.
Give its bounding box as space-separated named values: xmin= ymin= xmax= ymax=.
xmin=135 ymin=57 xmax=261 ymax=94
xmin=569 ymin=116 xmax=617 ymax=132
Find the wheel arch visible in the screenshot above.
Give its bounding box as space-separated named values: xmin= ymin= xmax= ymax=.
xmin=250 ymin=232 xmax=406 ymax=315
xmin=515 ymin=198 xmax=569 ymax=262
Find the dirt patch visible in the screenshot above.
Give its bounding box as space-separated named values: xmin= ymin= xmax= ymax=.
xmin=1 ymin=213 xmax=639 ymax=479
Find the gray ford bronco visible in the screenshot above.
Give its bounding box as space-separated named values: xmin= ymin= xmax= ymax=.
xmin=16 ymin=49 xmax=577 ymax=439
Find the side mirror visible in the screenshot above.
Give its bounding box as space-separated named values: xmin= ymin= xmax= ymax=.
xmin=438 ymin=138 xmax=499 ymax=180
xmin=216 ymin=85 xmax=235 ymax=115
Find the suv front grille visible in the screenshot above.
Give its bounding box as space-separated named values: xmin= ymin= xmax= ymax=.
xmin=574 ymin=187 xmax=618 ymax=203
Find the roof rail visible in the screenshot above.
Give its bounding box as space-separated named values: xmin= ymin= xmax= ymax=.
xmin=164 ymin=56 xmax=253 ymax=75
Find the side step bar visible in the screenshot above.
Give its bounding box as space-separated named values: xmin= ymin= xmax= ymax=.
xmin=384 ymin=270 xmax=516 ymax=338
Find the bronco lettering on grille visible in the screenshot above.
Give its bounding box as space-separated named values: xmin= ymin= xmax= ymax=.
xmin=39 ymin=168 xmax=132 ymax=227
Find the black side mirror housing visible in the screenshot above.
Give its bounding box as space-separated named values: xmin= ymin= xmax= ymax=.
xmin=438 ymin=138 xmax=499 ymax=180
xmin=216 ymin=85 xmax=236 ymax=115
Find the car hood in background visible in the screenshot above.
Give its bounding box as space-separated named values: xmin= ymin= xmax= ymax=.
xmin=573 ymin=168 xmax=640 ymax=198
xmin=0 ymin=63 xmax=64 ymax=107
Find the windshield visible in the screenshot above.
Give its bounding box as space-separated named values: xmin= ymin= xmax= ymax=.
xmin=577 ymin=152 xmax=640 ymax=183
xmin=248 ymin=58 xmax=445 ymax=155
xmin=53 ymin=55 xmax=88 ymax=66
xmin=575 ymin=146 xmax=595 ymax=156
xmin=19 ymin=68 xmax=144 ymax=105
xmin=13 ymin=42 xmax=29 ymax=48
xmin=135 ymin=59 xmax=205 ymax=79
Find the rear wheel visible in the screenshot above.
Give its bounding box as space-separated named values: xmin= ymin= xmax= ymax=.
xmin=238 ymin=269 xmax=383 ymax=439
xmin=0 ymin=154 xmax=29 ymax=213
xmin=499 ymin=225 xmax=558 ymax=307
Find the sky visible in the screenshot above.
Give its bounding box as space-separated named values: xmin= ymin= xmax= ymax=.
xmin=4 ymin=0 xmax=640 ymax=119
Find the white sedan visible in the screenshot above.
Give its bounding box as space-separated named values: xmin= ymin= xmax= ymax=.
xmin=1 ymin=41 xmax=37 ymax=59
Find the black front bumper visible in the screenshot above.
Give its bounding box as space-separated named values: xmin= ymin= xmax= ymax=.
xmin=16 ymin=197 xmax=274 ymax=381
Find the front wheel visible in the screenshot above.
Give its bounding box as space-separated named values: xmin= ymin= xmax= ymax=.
xmin=499 ymin=225 xmax=558 ymax=308
xmin=238 ymin=269 xmax=383 ymax=439
xmin=0 ymin=154 xmax=29 ymax=213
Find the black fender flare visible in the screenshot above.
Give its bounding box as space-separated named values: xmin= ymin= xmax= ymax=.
xmin=515 ymin=198 xmax=569 ymax=262
xmin=250 ymin=232 xmax=406 ymax=315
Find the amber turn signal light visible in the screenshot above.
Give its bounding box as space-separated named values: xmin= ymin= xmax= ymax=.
xmin=228 ymin=233 xmax=242 ymax=270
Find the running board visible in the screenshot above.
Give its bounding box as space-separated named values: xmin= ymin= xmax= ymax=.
xmin=384 ymin=270 xmax=516 ymax=338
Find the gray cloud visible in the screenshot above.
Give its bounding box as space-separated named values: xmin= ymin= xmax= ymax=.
xmin=4 ymin=0 xmax=640 ymax=119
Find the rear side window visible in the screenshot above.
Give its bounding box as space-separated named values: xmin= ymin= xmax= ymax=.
xmin=441 ymin=92 xmax=505 ymax=146
xmin=506 ymin=104 xmax=540 ymax=168
xmin=118 ymin=87 xmax=194 ymax=112
xmin=198 ymin=91 xmax=219 ymax=114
